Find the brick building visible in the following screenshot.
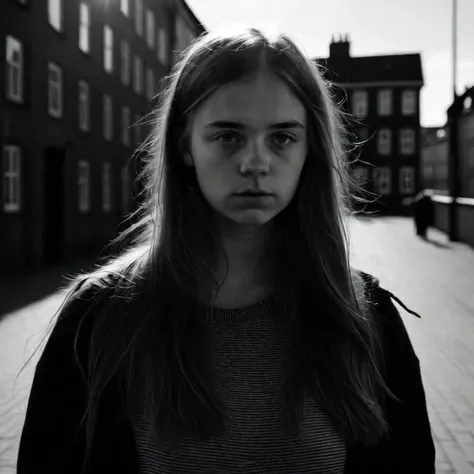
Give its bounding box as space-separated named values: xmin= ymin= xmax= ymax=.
xmin=0 ymin=0 xmax=204 ymax=275
xmin=315 ymin=36 xmax=424 ymax=214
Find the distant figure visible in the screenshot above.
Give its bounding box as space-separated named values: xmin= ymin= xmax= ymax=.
xmin=402 ymin=190 xmax=435 ymax=239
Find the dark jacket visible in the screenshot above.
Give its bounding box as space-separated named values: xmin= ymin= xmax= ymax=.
xmin=17 ymin=273 xmax=435 ymax=474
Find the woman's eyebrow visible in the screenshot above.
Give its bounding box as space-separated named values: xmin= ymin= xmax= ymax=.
xmin=204 ymin=120 xmax=306 ymax=130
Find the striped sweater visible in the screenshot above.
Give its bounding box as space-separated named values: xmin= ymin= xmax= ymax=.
xmin=134 ymin=296 xmax=346 ymax=473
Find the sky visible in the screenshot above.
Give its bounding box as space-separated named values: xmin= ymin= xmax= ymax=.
xmin=186 ymin=0 xmax=474 ymax=128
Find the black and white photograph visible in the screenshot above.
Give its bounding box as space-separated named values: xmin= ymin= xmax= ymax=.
xmin=0 ymin=0 xmax=473 ymax=473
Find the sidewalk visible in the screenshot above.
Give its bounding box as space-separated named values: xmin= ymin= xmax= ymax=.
xmin=350 ymin=216 xmax=474 ymax=473
xmin=0 ymin=259 xmax=95 ymax=318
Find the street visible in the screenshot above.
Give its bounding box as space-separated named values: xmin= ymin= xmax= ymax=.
xmin=1 ymin=216 xmax=473 ymax=473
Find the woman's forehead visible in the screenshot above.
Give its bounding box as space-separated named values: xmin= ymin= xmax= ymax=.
xmin=193 ymin=73 xmax=307 ymax=127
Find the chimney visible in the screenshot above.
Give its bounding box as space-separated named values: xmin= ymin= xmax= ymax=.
xmin=329 ymin=33 xmax=351 ymax=58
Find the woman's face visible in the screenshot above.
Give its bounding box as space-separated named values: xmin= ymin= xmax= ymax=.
xmin=187 ymin=70 xmax=308 ymax=226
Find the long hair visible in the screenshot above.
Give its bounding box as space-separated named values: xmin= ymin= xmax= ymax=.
xmin=44 ymin=27 xmax=393 ymax=467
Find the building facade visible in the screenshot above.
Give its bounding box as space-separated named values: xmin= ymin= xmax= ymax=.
xmin=315 ymin=36 xmax=424 ymax=214
xmin=0 ymin=0 xmax=204 ymax=274
xmin=420 ymin=126 xmax=449 ymax=192
xmin=455 ymin=86 xmax=474 ymax=198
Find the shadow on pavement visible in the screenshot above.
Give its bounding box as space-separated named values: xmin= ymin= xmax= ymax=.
xmin=0 ymin=260 xmax=95 ymax=318
xmin=423 ymin=238 xmax=451 ymax=249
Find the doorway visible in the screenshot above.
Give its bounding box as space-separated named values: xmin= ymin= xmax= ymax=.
xmin=43 ymin=147 xmax=66 ymax=264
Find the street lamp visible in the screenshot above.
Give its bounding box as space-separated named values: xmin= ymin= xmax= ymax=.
xmin=448 ymin=0 xmax=459 ymax=241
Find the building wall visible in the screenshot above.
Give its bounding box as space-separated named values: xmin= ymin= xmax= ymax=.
xmin=0 ymin=0 xmax=201 ymax=275
xmin=420 ymin=139 xmax=449 ymax=191
xmin=344 ymin=85 xmax=422 ymax=213
xmin=459 ymin=112 xmax=474 ymax=197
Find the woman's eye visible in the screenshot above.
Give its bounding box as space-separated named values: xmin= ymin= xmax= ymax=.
xmin=216 ymin=133 xmax=241 ymax=144
xmin=272 ymin=133 xmax=295 ymax=147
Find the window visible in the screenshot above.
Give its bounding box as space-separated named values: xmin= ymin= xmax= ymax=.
xmin=133 ymin=55 xmax=143 ymax=94
xmin=377 ymin=129 xmax=392 ymax=155
xmin=121 ymin=165 xmax=130 ymax=213
xmin=146 ymin=10 xmax=155 ymax=49
xmin=6 ymin=36 xmax=23 ymax=103
xmin=135 ymin=0 xmax=144 ymax=36
xmin=373 ymin=167 xmax=391 ymax=195
xmin=146 ymin=68 xmax=155 ymax=101
xmin=79 ymin=3 xmax=90 ymax=54
xmin=377 ymin=89 xmax=392 ymax=116
xmin=3 ymin=145 xmax=21 ymax=213
xmin=77 ymin=160 xmax=90 ymax=213
xmin=121 ymin=40 xmax=131 ymax=86
xmin=402 ymin=90 xmax=417 ymax=116
xmin=48 ymin=0 xmax=62 ymax=32
xmin=399 ymin=166 xmax=415 ymax=195
xmin=157 ymin=28 xmax=168 ymax=65
xmin=121 ymin=0 xmax=130 ymax=16
xmin=358 ymin=127 xmax=370 ymax=143
xmin=78 ymin=80 xmax=90 ymax=132
xmin=352 ymin=90 xmax=368 ymax=118
xmin=48 ymin=62 xmax=63 ymax=118
xmin=122 ymin=106 xmax=131 ymax=146
xmin=104 ymin=26 xmax=114 ymax=73
xmin=134 ymin=113 xmax=141 ymax=144
xmin=102 ymin=162 xmax=112 ymax=212
xmin=400 ymin=129 xmax=415 ymax=155
xmin=103 ymin=94 xmax=113 ymax=141
xmin=352 ymin=166 xmax=369 ymax=186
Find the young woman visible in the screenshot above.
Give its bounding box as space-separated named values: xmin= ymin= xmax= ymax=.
xmin=17 ymin=28 xmax=435 ymax=474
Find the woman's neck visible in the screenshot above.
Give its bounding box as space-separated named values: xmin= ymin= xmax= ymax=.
xmin=212 ymin=220 xmax=276 ymax=306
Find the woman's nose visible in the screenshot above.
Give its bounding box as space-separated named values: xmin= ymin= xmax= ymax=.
xmin=239 ymin=141 xmax=271 ymax=176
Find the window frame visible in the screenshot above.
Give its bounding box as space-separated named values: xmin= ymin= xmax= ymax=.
xmin=377 ymin=89 xmax=393 ymax=116
xmin=121 ymin=40 xmax=131 ymax=86
xmin=103 ymin=94 xmax=113 ymax=141
xmin=101 ymin=162 xmax=112 ymax=213
xmin=402 ymin=90 xmax=417 ymax=116
xmin=399 ymin=166 xmax=415 ymax=195
xmin=352 ymin=165 xmax=369 ymax=187
xmin=48 ymin=62 xmax=63 ymax=118
xmin=135 ymin=0 xmax=144 ymax=36
xmin=77 ymin=160 xmax=91 ymax=213
xmin=134 ymin=113 xmax=141 ymax=144
xmin=78 ymin=79 xmax=90 ymax=132
xmin=122 ymin=106 xmax=131 ymax=146
xmin=373 ymin=167 xmax=392 ymax=195
xmin=79 ymin=3 xmax=90 ymax=54
xmin=121 ymin=164 xmax=130 ymax=214
xmin=3 ymin=145 xmax=22 ymax=213
xmin=133 ymin=55 xmax=143 ymax=95
xmin=103 ymin=25 xmax=114 ymax=74
xmin=377 ymin=129 xmax=392 ymax=155
xmin=352 ymin=90 xmax=369 ymax=119
xmin=157 ymin=28 xmax=168 ymax=66
xmin=6 ymin=35 xmax=24 ymax=103
xmin=146 ymin=9 xmax=156 ymax=49
xmin=120 ymin=0 xmax=130 ymax=17
xmin=400 ymin=128 xmax=415 ymax=155
xmin=48 ymin=0 xmax=63 ymax=32
xmin=146 ymin=67 xmax=155 ymax=101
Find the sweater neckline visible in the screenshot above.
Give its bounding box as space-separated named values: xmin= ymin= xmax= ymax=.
xmin=206 ymin=294 xmax=276 ymax=325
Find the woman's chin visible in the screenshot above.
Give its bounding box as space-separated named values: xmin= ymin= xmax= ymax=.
xmin=225 ymin=209 xmax=277 ymax=226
